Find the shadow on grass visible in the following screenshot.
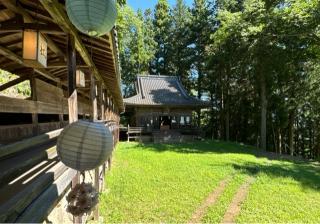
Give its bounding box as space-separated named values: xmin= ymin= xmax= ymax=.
xmin=140 ymin=140 xmax=257 ymax=154
xmin=232 ymin=162 xmax=320 ymax=191
xmin=138 ymin=140 xmax=318 ymax=164
xmin=131 ymin=140 xmax=320 ymax=190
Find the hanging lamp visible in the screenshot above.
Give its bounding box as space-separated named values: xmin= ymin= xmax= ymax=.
xmin=65 ymin=0 xmax=117 ymax=37
xmin=57 ymin=120 xmax=113 ymax=171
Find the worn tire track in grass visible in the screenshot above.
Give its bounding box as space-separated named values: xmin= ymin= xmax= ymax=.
xmin=188 ymin=176 xmax=232 ymax=224
xmin=221 ymin=176 xmax=255 ymax=223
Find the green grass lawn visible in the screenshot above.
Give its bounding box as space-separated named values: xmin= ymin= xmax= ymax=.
xmin=99 ymin=141 xmax=320 ymax=223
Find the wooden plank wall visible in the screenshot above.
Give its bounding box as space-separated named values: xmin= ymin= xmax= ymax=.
xmin=0 ymin=78 xmax=91 ymax=144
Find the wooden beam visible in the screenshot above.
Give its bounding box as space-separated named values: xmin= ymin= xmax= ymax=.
xmin=40 ymin=0 xmax=106 ymax=84
xmin=0 ymin=128 xmax=62 ymax=159
xmin=34 ymin=68 xmax=60 ymax=83
xmin=16 ymin=168 xmax=77 ymax=223
xmin=0 ymin=44 xmax=60 ymax=83
xmin=46 ymin=62 xmax=88 ymax=69
xmin=0 ymin=0 xmax=66 ymax=61
xmin=0 ymin=75 xmax=29 ymax=91
xmin=0 ymin=161 xmax=67 ymax=223
xmin=39 ymin=0 xmax=124 ymax=112
xmin=0 ymin=22 xmax=65 ymax=34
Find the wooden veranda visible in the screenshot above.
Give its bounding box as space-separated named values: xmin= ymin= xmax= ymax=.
xmin=0 ymin=0 xmax=123 ymax=223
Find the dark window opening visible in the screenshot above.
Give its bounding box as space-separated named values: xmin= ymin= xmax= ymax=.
xmin=38 ymin=114 xmax=60 ymax=123
xmin=63 ymin=114 xmax=69 ymax=121
xmin=0 ymin=113 xmax=32 ymax=125
xmin=160 ymin=116 xmax=171 ymax=129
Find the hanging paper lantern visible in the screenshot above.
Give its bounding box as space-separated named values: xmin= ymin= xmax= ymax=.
xmin=57 ymin=120 xmax=113 ymax=171
xmin=66 ymin=0 xmax=117 ymax=37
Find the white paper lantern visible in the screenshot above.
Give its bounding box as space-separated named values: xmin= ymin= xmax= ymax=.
xmin=66 ymin=0 xmax=117 ymax=37
xmin=57 ymin=120 xmax=113 ymax=171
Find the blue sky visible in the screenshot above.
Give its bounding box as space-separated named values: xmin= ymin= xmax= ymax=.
xmin=127 ymin=0 xmax=193 ymax=12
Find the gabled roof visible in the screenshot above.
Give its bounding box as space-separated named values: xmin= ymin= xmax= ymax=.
xmin=124 ymin=75 xmax=209 ymax=108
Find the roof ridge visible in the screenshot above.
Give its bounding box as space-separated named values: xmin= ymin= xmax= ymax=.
xmin=138 ymin=76 xmax=145 ymax=99
xmin=137 ymin=75 xmax=177 ymax=79
xmin=175 ymin=77 xmax=190 ymax=99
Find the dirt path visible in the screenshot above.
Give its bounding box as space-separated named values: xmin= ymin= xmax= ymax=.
xmin=221 ymin=176 xmax=255 ymax=223
xmin=188 ymin=176 xmax=232 ymax=223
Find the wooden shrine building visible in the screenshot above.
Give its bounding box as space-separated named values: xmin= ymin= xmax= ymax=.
xmin=0 ymin=0 xmax=123 ymax=223
xmin=124 ymin=75 xmax=208 ymax=141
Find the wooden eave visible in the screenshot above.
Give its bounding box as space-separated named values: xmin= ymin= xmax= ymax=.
xmin=0 ymin=0 xmax=124 ymax=112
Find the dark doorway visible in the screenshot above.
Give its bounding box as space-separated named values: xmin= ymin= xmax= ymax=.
xmin=160 ymin=116 xmax=171 ymax=129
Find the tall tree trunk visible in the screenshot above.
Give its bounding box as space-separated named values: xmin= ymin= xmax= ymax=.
xmin=225 ymin=67 xmax=230 ymax=141
xmin=288 ymin=110 xmax=295 ymax=156
xmin=278 ymin=128 xmax=282 ymax=155
xmin=197 ymin=109 xmax=201 ymax=128
xmin=225 ymin=103 xmax=230 ymax=141
xmin=260 ymin=73 xmax=267 ymax=151
xmin=210 ymin=93 xmax=215 ymax=140
xmin=220 ymin=85 xmax=225 ymax=140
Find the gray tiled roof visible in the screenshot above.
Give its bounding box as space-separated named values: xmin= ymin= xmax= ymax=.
xmin=124 ymin=75 xmax=209 ymax=107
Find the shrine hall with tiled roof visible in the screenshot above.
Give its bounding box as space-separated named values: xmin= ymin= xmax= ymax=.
xmin=124 ymin=75 xmax=209 ymax=108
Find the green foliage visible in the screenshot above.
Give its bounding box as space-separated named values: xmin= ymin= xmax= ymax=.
xmin=116 ymin=4 xmax=156 ymax=97
xmin=100 ymin=141 xmax=320 ymax=222
xmin=150 ymin=0 xmax=174 ymax=75
xmin=206 ymin=0 xmax=320 ymax=158
xmin=118 ymin=0 xmax=320 ymax=159
xmin=0 ymin=70 xmax=31 ymax=98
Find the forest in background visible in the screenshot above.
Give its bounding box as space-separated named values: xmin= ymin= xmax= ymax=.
xmin=116 ymin=0 xmax=320 ymax=160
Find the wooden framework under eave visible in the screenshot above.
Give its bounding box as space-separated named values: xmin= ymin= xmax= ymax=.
xmin=0 ymin=0 xmax=123 ymax=223
xmin=0 ymin=0 xmax=124 ymax=114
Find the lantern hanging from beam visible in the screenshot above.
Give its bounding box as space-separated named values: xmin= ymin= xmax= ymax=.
xmin=57 ymin=120 xmax=113 ymax=171
xmin=76 ymin=70 xmax=86 ymax=88
xmin=66 ymin=0 xmax=117 ymax=37
xmin=22 ymin=30 xmax=47 ymax=68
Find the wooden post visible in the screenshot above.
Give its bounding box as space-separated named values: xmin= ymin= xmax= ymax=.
xmin=100 ymin=85 xmax=105 ymax=121
xmin=30 ymin=75 xmax=39 ymax=136
xmin=68 ymin=35 xmax=78 ymax=123
xmin=57 ymin=82 xmax=64 ymax=128
xmin=127 ymin=124 xmax=130 ymax=142
xmin=67 ymin=34 xmax=81 ymax=224
xmin=107 ymin=95 xmax=110 ymax=121
xmin=90 ymin=73 xmax=100 ymax=220
xmin=90 ymin=74 xmax=98 ymax=122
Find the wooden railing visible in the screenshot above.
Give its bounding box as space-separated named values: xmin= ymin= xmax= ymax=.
xmin=126 ymin=125 xmax=152 ymax=142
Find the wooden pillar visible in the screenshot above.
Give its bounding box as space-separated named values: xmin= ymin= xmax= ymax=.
xmin=90 ymin=74 xmax=98 ymax=121
xmin=89 ymin=73 xmax=100 ymax=220
xmin=59 ymin=114 xmax=64 ymax=128
xmin=30 ymin=75 xmax=39 ymax=135
xmin=106 ymin=95 xmax=109 ymax=121
xmin=57 ymin=82 xmax=64 ymax=128
xmin=67 ymin=34 xmax=81 ymax=224
xmin=100 ymin=85 xmax=105 ymax=121
xmin=68 ymin=35 xmax=78 ymax=124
